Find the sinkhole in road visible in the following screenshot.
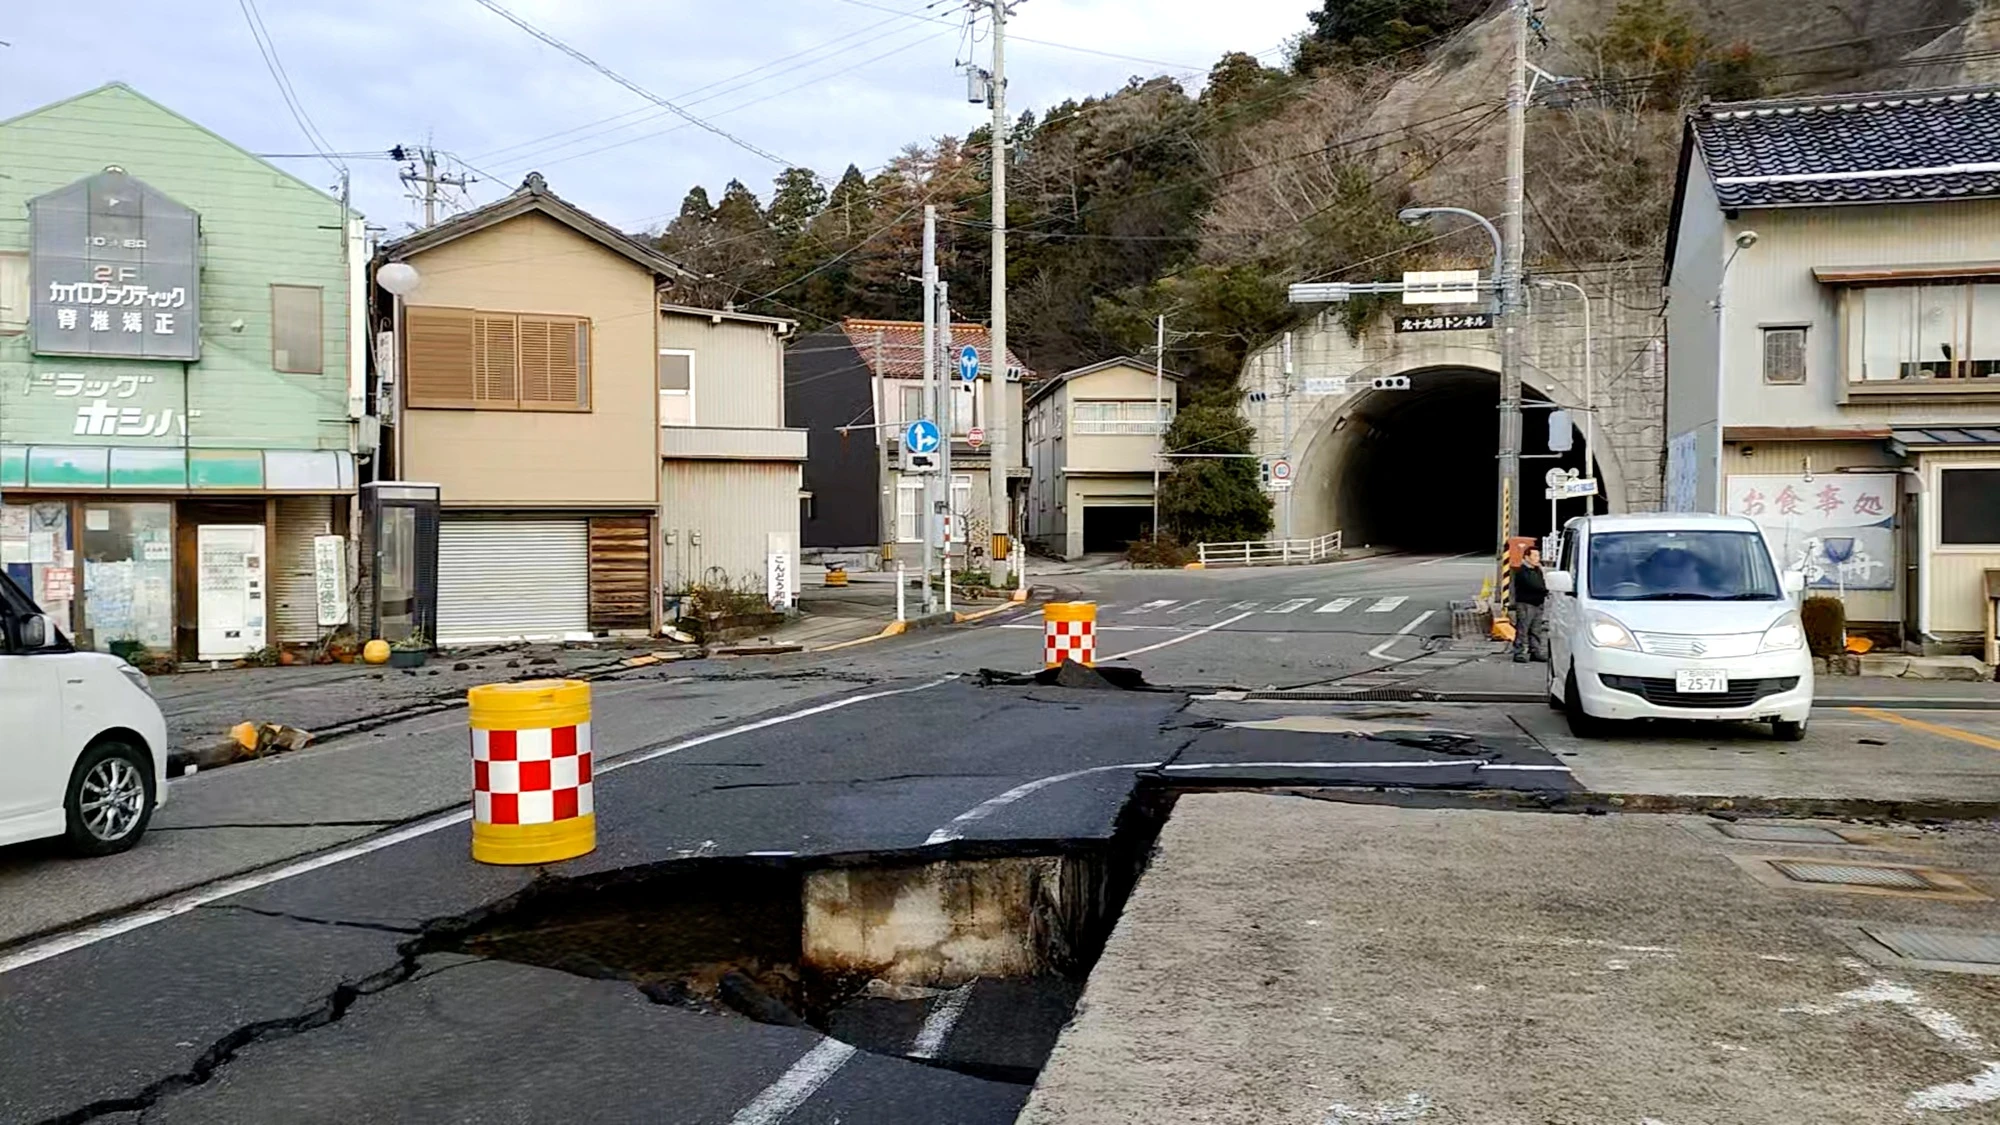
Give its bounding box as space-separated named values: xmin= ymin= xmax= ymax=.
xmin=433 ymin=792 xmax=1173 ymax=1085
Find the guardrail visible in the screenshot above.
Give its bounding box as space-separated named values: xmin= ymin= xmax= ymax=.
xmin=1197 ymin=531 xmax=1343 ymax=567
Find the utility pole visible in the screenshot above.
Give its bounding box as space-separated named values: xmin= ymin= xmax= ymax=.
xmin=982 ymin=0 xmax=1012 ymax=587
xmin=1496 ymin=0 xmax=1528 ymax=586
xmin=1151 ymin=314 xmax=1165 ymax=542
xmin=921 ymin=206 xmax=939 ymax=614
xmin=394 ymin=145 xmax=473 ymax=229
xmin=938 ymin=279 xmax=954 ymax=596
xmin=1281 ymin=331 xmax=1294 ymax=540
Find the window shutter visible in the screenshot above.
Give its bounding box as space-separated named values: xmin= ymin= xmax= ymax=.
xmin=519 ymin=316 xmax=585 ymax=407
xmin=476 ymin=314 xmax=519 ymax=404
xmin=1763 ymin=328 xmax=1806 ymax=384
xmin=518 ymin=316 xmax=552 ymax=404
xmin=404 ymin=307 xmax=478 ymax=406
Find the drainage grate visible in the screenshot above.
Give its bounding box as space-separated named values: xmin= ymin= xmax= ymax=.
xmin=1718 ymin=824 xmax=1850 ymax=845
xmin=1770 ymin=861 xmax=1934 ymax=889
xmin=1864 ymin=928 xmax=2000 ymax=966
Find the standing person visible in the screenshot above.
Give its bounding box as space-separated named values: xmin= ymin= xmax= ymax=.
xmin=1512 ymin=547 xmax=1548 ymax=663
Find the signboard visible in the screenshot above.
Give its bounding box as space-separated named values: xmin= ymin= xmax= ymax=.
xmin=30 ymin=170 xmax=200 ymax=361
xmin=967 ymin=426 xmax=985 ymax=448
xmin=1544 ymin=478 xmax=1598 ymax=500
xmin=766 ymin=531 xmax=797 ymax=609
xmin=1726 ymin=473 xmax=1897 ymax=591
xmin=904 ymin=419 xmax=941 ymax=455
xmin=1665 ymin=430 xmax=1699 ymax=513
xmin=1400 ymin=270 xmax=1481 ymax=305
xmin=1265 ymin=459 xmax=1293 ymax=492
xmin=20 ymin=369 xmax=198 ymax=444
xmin=1394 ymin=312 xmax=1493 ymax=333
xmin=312 ymin=534 xmax=348 ymax=627
xmin=1547 ymin=409 xmax=1574 ymax=452
xmin=957 ymin=344 xmax=980 ymax=383
xmin=1304 ymin=376 xmax=1349 ymax=397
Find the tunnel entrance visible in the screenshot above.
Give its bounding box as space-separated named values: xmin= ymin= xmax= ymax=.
xmin=1324 ymin=367 xmax=1602 ymax=553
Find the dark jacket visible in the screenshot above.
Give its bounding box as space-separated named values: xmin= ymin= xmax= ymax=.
xmin=1513 ymin=563 xmax=1547 ymax=607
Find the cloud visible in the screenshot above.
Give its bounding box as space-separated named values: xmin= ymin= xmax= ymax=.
xmin=3 ymin=0 xmax=1308 ymax=234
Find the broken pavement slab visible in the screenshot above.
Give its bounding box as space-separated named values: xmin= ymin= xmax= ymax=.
xmin=1020 ymin=794 xmax=2000 ymax=1125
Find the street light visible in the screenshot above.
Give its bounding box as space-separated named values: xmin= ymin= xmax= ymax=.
xmin=1533 ymin=278 xmax=1593 ymax=501
xmin=1397 ymin=207 xmax=1503 ymax=312
xmin=1710 ymin=230 xmax=1759 ymax=511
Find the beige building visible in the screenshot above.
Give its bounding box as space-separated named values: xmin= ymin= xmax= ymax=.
xmin=657 ymin=304 xmax=807 ymax=601
xmin=1025 ymin=357 xmax=1178 ymax=559
xmin=380 ymin=174 xmax=802 ymax=644
xmin=1665 ymin=87 xmax=2000 ymax=650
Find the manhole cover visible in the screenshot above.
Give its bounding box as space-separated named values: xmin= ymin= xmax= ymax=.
xmin=1864 ymin=928 xmax=2000 ymax=966
xmin=1770 ymin=861 xmax=1934 ymax=889
xmin=1719 ymin=824 xmax=1849 ymax=845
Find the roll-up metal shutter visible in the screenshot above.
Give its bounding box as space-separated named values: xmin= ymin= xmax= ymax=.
xmin=437 ymin=518 xmax=589 ymax=644
xmin=274 ymin=495 xmax=336 ymax=643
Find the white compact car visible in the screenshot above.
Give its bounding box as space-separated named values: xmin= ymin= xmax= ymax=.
xmin=1545 ymin=513 xmax=1813 ymax=741
xmin=0 ymin=571 xmax=168 ymax=854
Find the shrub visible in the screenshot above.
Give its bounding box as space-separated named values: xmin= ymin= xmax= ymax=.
xmin=1126 ymin=535 xmax=1195 ymax=568
xmin=1801 ymin=596 xmax=1845 ymax=657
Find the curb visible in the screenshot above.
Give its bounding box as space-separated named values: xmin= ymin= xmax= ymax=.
xmin=1240 ymin=687 xmax=2000 ymax=711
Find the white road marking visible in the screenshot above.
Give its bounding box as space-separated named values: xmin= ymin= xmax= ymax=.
xmin=926 ymin=762 xmax=1163 ymax=844
xmin=998 ymin=623 xmax=1181 ymax=633
xmin=0 ymin=677 xmax=956 ymax=977
xmin=1098 ymin=611 xmax=1255 ymax=662
xmin=1417 ymin=551 xmax=1480 ymax=566
xmin=1367 ymin=609 xmax=1436 ymax=659
xmin=1162 ymin=760 xmax=1568 ymax=774
xmin=1365 ymin=596 xmax=1408 ymax=613
xmin=1128 ymin=599 xmax=1176 ymax=614
xmin=909 ymin=983 xmax=975 ymax=1059
xmin=1267 ymin=598 xmax=1314 ymax=614
xmin=729 ymin=1039 xmax=858 ymax=1125
xmin=1909 ymin=1062 xmax=2000 ymax=1112
xmin=1169 ymin=599 xmax=1209 ymax=614
xmin=1316 ymin=598 xmax=1358 ymax=614
xmin=1324 ymin=1092 xmax=1433 ymax=1122
xmin=1226 ymin=600 xmax=1259 ymax=611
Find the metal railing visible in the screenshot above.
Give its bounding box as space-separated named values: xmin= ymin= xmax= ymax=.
xmin=1197 ymin=531 xmax=1342 ymax=567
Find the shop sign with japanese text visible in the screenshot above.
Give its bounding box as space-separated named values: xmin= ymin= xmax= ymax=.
xmin=7 ymin=366 xmax=199 ymax=447
xmin=1724 ymin=473 xmax=1897 ymax=591
xmin=1394 ymin=312 xmax=1493 ymax=333
xmin=29 ymin=170 xmax=201 ymax=361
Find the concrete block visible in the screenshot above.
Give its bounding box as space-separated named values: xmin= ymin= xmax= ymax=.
xmin=803 ymin=857 xmax=1069 ymax=986
xmin=1901 ymin=655 xmax=1994 ymax=682
xmin=1858 ymin=653 xmax=1913 ymax=678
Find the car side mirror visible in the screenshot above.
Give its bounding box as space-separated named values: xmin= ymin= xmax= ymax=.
xmin=18 ymin=614 xmax=56 ymax=649
xmin=1545 ymin=572 xmax=1574 ymax=595
xmin=1782 ymin=569 xmax=1806 ymax=595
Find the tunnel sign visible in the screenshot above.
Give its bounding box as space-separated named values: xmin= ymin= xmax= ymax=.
xmin=1395 ymin=312 xmax=1494 ymax=333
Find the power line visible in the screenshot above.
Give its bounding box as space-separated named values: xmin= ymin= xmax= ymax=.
xmin=832 ymin=0 xmax=1213 ymax=72
xmin=237 ymin=0 xmax=345 ymax=175
xmin=471 ymin=0 xmax=794 ymax=168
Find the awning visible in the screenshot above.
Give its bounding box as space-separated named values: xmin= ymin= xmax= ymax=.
xmin=1888 ymin=427 xmax=2000 ymax=455
xmin=0 ymin=446 xmax=356 ymax=492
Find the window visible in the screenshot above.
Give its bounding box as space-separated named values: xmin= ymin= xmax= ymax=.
xmin=270 ymin=284 xmax=323 ymax=374
xmin=1762 ymin=327 xmax=1806 ymax=385
xmin=1939 ymin=468 xmax=2000 ymax=546
xmin=897 ymin=383 xmax=925 ymax=428
xmin=1586 ymin=530 xmax=1781 ymax=602
xmin=1071 ymin=400 xmax=1173 ymax=434
xmin=951 ymin=384 xmax=976 ymax=435
xmin=404 ymin=306 xmax=590 ymax=410
xmin=659 ymin=351 xmax=694 ymax=426
xmin=0 ymin=252 xmax=26 ymax=334
xmin=1852 ymin=282 xmax=2000 ymax=383
xmin=950 ymin=474 xmax=973 ymax=543
xmin=896 ymin=476 xmax=924 ymax=542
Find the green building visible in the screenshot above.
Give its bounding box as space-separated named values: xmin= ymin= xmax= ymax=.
xmin=0 ymin=83 xmax=362 ymax=661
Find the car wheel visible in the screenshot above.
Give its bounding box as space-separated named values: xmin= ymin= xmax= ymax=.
xmin=1565 ymin=669 xmax=1609 ymax=739
xmin=63 ymin=739 xmax=155 ymax=857
xmin=1771 ymin=718 xmax=1808 ymax=742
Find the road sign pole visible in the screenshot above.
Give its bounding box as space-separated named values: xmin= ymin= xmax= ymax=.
xmin=939 ymin=281 xmax=953 ymax=596
xmin=921 ymin=205 xmax=938 ymax=614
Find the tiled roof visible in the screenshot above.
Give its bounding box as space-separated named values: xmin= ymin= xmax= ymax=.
xmin=839 ymin=318 xmax=1037 ymax=382
xmin=1691 ymin=86 xmax=2000 ymax=209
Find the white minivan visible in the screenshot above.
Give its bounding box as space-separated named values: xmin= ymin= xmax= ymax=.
xmin=1545 ymin=513 xmax=1814 ymax=741
xmin=0 ymin=571 xmax=168 ymax=854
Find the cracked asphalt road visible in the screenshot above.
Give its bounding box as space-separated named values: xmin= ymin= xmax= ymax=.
xmin=24 ymin=551 xmax=1953 ymax=1124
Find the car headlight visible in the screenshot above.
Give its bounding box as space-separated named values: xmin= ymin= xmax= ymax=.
xmin=118 ymin=663 xmax=153 ymax=695
xmin=1759 ymin=613 xmax=1805 ymax=653
xmin=1587 ymin=611 xmax=1637 ymax=650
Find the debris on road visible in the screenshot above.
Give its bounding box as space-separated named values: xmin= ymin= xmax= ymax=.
xmin=977 ymin=661 xmax=1150 ymax=690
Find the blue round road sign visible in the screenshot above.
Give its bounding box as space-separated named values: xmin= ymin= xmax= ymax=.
xmin=957 ymin=344 xmax=980 ymax=383
xmin=904 ymin=418 xmax=941 ymax=454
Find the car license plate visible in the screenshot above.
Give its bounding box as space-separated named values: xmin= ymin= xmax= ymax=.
xmin=1675 ymin=670 xmax=1729 ymax=694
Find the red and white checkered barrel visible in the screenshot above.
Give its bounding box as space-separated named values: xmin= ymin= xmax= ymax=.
xmin=1043 ymin=602 xmax=1097 ymax=668
xmin=466 ymin=679 xmax=596 ymax=865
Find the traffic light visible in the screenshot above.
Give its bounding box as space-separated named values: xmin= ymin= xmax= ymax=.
xmin=1369 ymin=376 xmax=1411 ymax=391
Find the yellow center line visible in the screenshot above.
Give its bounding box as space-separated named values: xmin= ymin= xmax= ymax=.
xmin=1846 ymin=706 xmax=2000 ymax=752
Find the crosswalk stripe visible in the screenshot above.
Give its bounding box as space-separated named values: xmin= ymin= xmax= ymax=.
xmin=1365 ymin=596 xmax=1408 ymax=613
xmin=1315 ymin=598 xmax=1358 ymax=614
xmin=1226 ymin=601 xmax=1259 ymax=611
xmin=1170 ymin=599 xmax=1208 ymax=614
xmin=1266 ymin=598 xmax=1313 ymax=614
xmin=1129 ymin=600 xmax=1176 ymax=614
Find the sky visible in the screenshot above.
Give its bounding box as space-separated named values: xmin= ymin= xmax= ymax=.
xmin=2 ymin=0 xmax=1312 ymax=236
